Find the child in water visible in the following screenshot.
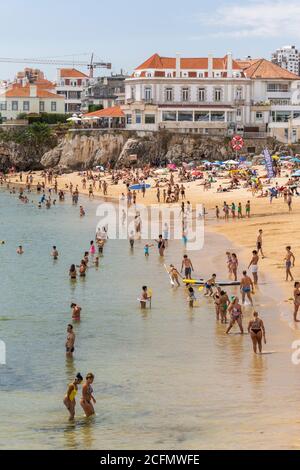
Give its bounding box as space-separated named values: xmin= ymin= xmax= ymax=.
xmin=188 ymin=287 xmax=196 ymax=308
xmin=144 ymin=244 xmax=154 ymax=257
xmin=89 ymin=241 xmax=96 ymax=255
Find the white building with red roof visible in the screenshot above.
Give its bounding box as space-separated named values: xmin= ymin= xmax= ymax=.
xmin=0 ymin=82 xmax=65 ymax=121
xmin=122 ymin=53 xmax=300 ymax=143
xmin=56 ymin=68 xmax=89 ymax=114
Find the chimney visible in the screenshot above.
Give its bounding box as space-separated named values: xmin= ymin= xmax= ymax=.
xmin=176 ymin=53 xmax=181 ymax=78
xmin=227 ymin=52 xmax=233 ymax=78
xmin=208 ymin=53 xmax=213 ymax=78
xmin=29 ymin=85 xmax=37 ymax=98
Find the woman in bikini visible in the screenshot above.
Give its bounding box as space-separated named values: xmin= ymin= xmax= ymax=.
xmin=294 ymin=282 xmax=300 ymax=322
xmin=248 ymin=312 xmax=266 ymax=354
xmin=226 ymin=297 xmax=244 ymax=335
xmin=80 ymin=373 xmax=96 ymax=418
xmin=69 ymin=264 xmax=77 ymax=280
xmin=231 ymin=253 xmax=239 ymax=282
xmin=213 ymin=287 xmax=222 ymax=321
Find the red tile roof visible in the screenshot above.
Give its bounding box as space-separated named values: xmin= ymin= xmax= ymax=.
xmin=136 ymin=53 xmax=241 ymax=71
xmin=238 ymin=59 xmax=300 ymax=80
xmin=3 ymin=84 xmax=64 ymax=99
xmin=59 ymin=68 xmax=88 ymax=78
xmin=83 ymin=106 xmax=125 ymax=118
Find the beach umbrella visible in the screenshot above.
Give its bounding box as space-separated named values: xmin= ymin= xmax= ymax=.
xmin=291 ymin=158 xmax=300 ymax=163
xmin=67 ymin=115 xmax=81 ymax=122
xmin=225 ymin=160 xmax=239 ymax=165
xmin=292 ymin=170 xmax=300 ymax=177
xmin=167 ymin=163 xmax=177 ymax=170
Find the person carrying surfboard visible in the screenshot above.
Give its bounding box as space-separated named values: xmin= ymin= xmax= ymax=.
xmin=168 ymin=265 xmax=182 ymax=287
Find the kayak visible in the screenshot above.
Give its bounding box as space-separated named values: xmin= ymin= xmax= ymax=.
xmin=183 ymin=279 xmax=240 ymax=287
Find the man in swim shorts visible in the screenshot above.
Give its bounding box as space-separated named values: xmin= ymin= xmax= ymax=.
xmin=181 ymin=255 xmax=194 ymax=280
xmin=66 ymin=324 xmax=76 ymax=358
xmin=248 ymin=250 xmax=259 ymax=285
xmin=240 ymin=271 xmax=254 ymax=306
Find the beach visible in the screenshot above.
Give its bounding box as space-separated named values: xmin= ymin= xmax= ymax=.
xmin=0 ymin=187 xmax=300 ymax=450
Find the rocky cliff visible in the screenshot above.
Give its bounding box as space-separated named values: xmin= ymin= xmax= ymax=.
xmin=0 ymin=128 xmax=289 ymax=172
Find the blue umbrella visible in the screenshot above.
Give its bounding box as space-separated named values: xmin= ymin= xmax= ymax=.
xmin=291 ymin=158 xmax=300 ymax=163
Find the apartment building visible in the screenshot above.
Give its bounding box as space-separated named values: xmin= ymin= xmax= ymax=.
xmin=271 ymin=46 xmax=300 ymax=76
xmin=81 ymin=74 xmax=127 ymax=113
xmin=56 ymin=68 xmax=89 ymax=113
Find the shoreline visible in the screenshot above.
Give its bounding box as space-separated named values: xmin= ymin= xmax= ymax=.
xmin=4 ymin=168 xmax=300 ymax=303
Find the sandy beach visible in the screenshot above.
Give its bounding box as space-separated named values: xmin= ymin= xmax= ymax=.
xmin=7 ymin=167 xmax=300 ymax=298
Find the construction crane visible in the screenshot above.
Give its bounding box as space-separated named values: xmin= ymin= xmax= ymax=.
xmin=0 ymin=53 xmax=112 ymax=78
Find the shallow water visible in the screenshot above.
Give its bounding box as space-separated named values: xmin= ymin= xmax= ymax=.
xmin=0 ymin=188 xmax=300 ymax=450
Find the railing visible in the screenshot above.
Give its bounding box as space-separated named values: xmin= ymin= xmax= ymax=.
xmin=243 ymin=132 xmax=268 ymax=139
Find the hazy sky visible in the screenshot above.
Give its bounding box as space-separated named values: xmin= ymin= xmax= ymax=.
xmin=1 ymin=0 xmax=300 ymax=80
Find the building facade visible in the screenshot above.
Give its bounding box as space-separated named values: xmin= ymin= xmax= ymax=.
xmin=0 ymin=83 xmax=65 ymax=120
xmin=122 ymin=53 xmax=300 ymax=143
xmin=81 ymin=74 xmax=127 ymax=113
xmin=271 ymin=46 xmax=300 ymax=76
xmin=56 ymin=68 xmax=89 ymax=113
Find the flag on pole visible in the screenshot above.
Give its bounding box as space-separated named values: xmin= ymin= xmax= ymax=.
xmin=263 ymin=148 xmax=275 ymax=179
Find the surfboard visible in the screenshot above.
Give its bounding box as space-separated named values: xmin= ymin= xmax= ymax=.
xmin=183 ymin=279 xmax=240 ymax=287
xmin=129 ymin=184 xmax=151 ymax=191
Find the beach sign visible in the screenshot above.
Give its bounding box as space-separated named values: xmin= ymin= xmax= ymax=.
xmin=263 ymin=148 xmax=275 ymax=179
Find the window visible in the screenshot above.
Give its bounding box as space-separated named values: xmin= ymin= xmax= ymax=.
xmin=70 ymin=80 xmax=77 ymax=87
xmin=181 ymin=88 xmax=190 ymax=102
xmin=272 ymin=111 xmax=291 ymax=122
xmin=0 ymin=101 xmax=7 ymax=110
xmin=162 ymin=111 xmax=176 ymax=121
xmin=146 ymin=72 xmax=152 ymax=78
xmin=167 ymin=72 xmax=173 ymax=78
xmin=131 ymin=87 xmax=136 ymax=100
xmin=144 ymin=87 xmax=152 ymax=101
xmin=126 ymin=114 xmax=132 ymax=124
xmin=236 ymin=87 xmax=243 ymax=100
xmin=198 ymin=72 xmax=204 ymax=78
xmin=214 ymin=88 xmax=222 ymax=102
xmin=40 ymin=101 xmax=45 ymax=112
xmin=211 ymin=112 xmax=225 ymax=121
xmin=51 ymin=102 xmax=57 ymax=112
xmin=236 ymin=109 xmax=242 ymax=117
xmin=145 ymin=114 xmax=155 ymax=124
xmin=135 ymin=112 xmax=142 ymax=124
xmin=23 ymin=101 xmax=30 ymax=111
xmin=165 ymin=88 xmax=174 ymax=102
xmin=256 ymin=112 xmax=263 ymax=120
xmin=12 ymin=101 xmax=18 ymax=111
xmin=267 ymin=83 xmax=289 ymax=92
xmin=195 ymin=111 xmax=209 ymax=121
xmin=178 ymin=112 xmax=193 ymax=121
xmin=198 ymin=88 xmax=206 ymax=102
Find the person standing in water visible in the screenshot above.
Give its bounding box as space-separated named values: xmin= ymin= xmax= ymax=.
xmin=71 ymin=303 xmax=82 ymax=322
xmin=69 ymin=264 xmax=77 ymax=280
xmin=226 ymin=297 xmax=244 ymax=335
xmin=51 ymin=246 xmax=59 ymax=260
xmin=240 ymin=271 xmax=254 ymax=306
xmin=63 ymin=373 xmax=83 ymax=421
xmin=80 ymin=373 xmax=96 ymax=418
xmin=181 ymin=255 xmax=194 ymax=280
xmin=155 ymin=235 xmax=166 ymax=257
xmin=248 ymin=312 xmax=266 ymax=354
xmin=89 ymin=241 xmax=96 ymax=256
xmin=140 ymin=286 xmax=150 ymax=309
xmin=285 ymin=246 xmax=295 ymax=282
xmin=248 ymin=250 xmax=259 ymax=285
xmin=66 ymin=324 xmax=76 ymax=358
xmin=293 ymin=282 xmax=300 ymax=322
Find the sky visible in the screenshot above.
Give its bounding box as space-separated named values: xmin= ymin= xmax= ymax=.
xmin=1 ymin=0 xmax=300 ymax=81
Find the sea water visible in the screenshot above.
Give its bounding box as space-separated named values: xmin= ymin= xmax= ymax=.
xmin=0 ymin=188 xmax=300 ymax=450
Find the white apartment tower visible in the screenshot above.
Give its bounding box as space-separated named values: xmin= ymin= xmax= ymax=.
xmin=272 ymin=46 xmax=300 ymax=76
